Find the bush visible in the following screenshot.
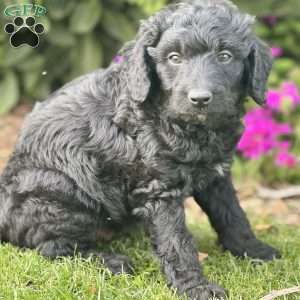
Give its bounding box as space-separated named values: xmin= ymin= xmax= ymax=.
xmin=233 ymin=0 xmax=300 ymax=17
xmin=0 ymin=0 xmax=167 ymax=114
xmin=232 ymin=1 xmax=300 ymax=184
xmin=235 ymin=82 xmax=300 ymax=184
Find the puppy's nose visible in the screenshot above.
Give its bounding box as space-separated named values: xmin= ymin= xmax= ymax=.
xmin=188 ymin=89 xmax=212 ymax=106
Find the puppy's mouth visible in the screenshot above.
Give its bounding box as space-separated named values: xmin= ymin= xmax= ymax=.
xmin=171 ymin=107 xmax=208 ymax=124
xmin=163 ymin=97 xmax=209 ymax=124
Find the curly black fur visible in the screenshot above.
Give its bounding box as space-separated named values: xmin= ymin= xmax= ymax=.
xmin=0 ymin=0 xmax=280 ymax=299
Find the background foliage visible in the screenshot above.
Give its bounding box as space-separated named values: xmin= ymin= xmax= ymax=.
xmin=0 ymin=0 xmax=167 ymax=113
xmin=230 ymin=1 xmax=300 ymax=184
xmin=0 ymin=0 xmax=298 ymax=111
xmin=0 ymin=0 xmax=299 ymax=184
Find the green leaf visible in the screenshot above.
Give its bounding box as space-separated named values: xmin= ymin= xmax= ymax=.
xmin=273 ymin=23 xmax=289 ymax=36
xmin=44 ymin=0 xmax=75 ymax=20
xmin=290 ymin=67 xmax=300 ymax=87
xmin=234 ymin=0 xmax=274 ymax=16
xmin=102 ymin=9 xmax=136 ymax=42
xmin=36 ymin=15 xmax=51 ymax=33
xmin=47 ymin=23 xmax=76 ymax=47
xmin=255 ymin=23 xmax=271 ymax=39
xmin=69 ymin=33 xmax=103 ymax=78
xmin=0 ymin=24 xmax=6 ymax=42
xmin=271 ymin=0 xmax=300 ymax=17
xmin=22 ymin=71 xmax=41 ymax=94
xmin=0 ymin=71 xmax=19 ymax=115
xmin=273 ymin=58 xmax=295 ymax=76
xmin=43 ymin=47 xmax=71 ymax=80
xmin=128 ymin=0 xmax=166 ymax=14
xmin=290 ymin=20 xmax=300 ymax=34
xmin=69 ymin=0 xmax=102 ymax=34
xmin=16 ymin=54 xmax=45 ymax=72
xmin=30 ymin=80 xmax=51 ymax=100
xmin=268 ymin=72 xmax=280 ymax=87
xmin=0 ymin=45 xmax=33 ymax=68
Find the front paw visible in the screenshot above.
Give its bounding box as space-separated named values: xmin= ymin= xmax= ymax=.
xmin=222 ymin=237 xmax=281 ymax=261
xmin=242 ymin=239 xmax=281 ymax=261
xmin=185 ymin=283 xmax=227 ymax=300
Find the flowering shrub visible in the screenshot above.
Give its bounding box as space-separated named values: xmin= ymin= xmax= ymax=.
xmin=271 ymin=47 xmax=283 ymax=58
xmin=237 ymin=82 xmax=299 ymax=169
xmin=266 ymin=82 xmax=300 ymax=111
xmin=233 ymin=10 xmax=300 ymax=184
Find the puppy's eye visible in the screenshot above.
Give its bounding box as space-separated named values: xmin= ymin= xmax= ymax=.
xmin=217 ymin=50 xmax=233 ymax=63
xmin=167 ymin=52 xmax=182 ymax=65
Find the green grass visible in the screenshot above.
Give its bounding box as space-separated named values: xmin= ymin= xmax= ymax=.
xmin=0 ymin=216 xmax=299 ymax=300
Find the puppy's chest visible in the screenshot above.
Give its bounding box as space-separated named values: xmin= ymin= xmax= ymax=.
xmin=128 ymin=129 xmax=233 ymax=203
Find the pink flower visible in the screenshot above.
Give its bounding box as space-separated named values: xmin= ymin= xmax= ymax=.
xmin=271 ymin=47 xmax=283 ymax=58
xmin=113 ymin=55 xmax=124 ymax=63
xmin=275 ymin=152 xmax=297 ymax=167
xmin=266 ymin=82 xmax=300 ymax=111
xmin=281 ymin=82 xmax=300 ymax=104
xmin=266 ymin=90 xmax=281 ymax=110
xmin=238 ymin=82 xmax=299 ymax=169
xmin=237 ymin=108 xmax=292 ymax=159
xmin=275 ymin=142 xmax=298 ymax=168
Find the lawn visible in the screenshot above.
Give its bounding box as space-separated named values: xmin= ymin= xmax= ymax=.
xmin=0 ymin=212 xmax=299 ymax=300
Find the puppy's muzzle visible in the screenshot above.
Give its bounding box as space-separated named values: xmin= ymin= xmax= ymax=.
xmin=188 ymin=89 xmax=212 ymax=107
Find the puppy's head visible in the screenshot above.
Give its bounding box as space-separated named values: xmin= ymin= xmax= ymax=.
xmin=125 ymin=0 xmax=272 ymax=128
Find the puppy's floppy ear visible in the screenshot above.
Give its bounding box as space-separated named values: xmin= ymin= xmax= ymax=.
xmin=126 ymin=19 xmax=161 ymax=102
xmin=247 ymin=37 xmax=273 ymax=105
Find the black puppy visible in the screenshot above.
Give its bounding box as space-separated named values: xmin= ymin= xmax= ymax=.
xmin=0 ymin=0 xmax=280 ymax=299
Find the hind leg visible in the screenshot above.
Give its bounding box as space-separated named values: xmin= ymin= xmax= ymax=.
xmin=2 ymin=169 xmax=133 ymax=274
xmin=8 ymin=196 xmax=133 ymax=274
xmin=37 ymin=237 xmax=133 ymax=274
